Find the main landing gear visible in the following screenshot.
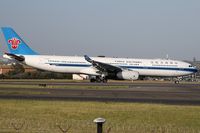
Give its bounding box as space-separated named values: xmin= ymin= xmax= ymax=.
xmin=173 ymin=77 xmax=181 ymax=84
xmin=174 ymin=80 xmax=180 ymax=84
xmin=90 ymin=76 xmax=108 ymax=83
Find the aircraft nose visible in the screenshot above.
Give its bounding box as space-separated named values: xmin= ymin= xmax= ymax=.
xmin=194 ymin=68 xmax=198 ymax=73
xmin=192 ymin=66 xmax=198 ymax=73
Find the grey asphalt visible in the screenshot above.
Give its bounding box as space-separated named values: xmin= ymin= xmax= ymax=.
xmin=0 ymin=81 xmax=200 ymax=105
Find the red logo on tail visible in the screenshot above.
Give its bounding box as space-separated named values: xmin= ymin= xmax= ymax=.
xmin=8 ymin=38 xmax=21 ymax=50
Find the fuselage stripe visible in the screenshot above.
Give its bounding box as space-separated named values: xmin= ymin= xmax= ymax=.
xmin=47 ymin=63 xmax=197 ymax=73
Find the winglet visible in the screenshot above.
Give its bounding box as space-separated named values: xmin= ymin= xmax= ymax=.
xmin=84 ymin=55 xmax=93 ymax=63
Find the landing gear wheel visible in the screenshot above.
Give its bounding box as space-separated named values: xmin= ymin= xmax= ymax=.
xmin=90 ymin=78 xmax=96 ymax=82
xmin=90 ymin=77 xmax=108 ymax=83
xmin=174 ymin=80 xmax=180 ymax=84
xmin=95 ymin=77 xmax=101 ymax=83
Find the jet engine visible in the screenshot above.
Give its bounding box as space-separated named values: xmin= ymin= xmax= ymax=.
xmin=117 ymin=70 xmax=139 ymax=80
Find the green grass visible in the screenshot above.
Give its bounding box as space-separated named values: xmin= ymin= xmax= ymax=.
xmin=0 ymin=78 xmax=199 ymax=84
xmin=0 ymin=84 xmax=129 ymax=90
xmin=0 ymin=90 xmax=49 ymax=95
xmin=0 ymin=100 xmax=200 ymax=133
xmin=0 ymin=79 xmax=86 ymax=83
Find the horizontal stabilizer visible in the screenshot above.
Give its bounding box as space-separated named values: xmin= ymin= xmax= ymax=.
xmin=4 ymin=53 xmax=25 ymax=62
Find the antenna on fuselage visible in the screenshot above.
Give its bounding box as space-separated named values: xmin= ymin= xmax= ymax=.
xmin=166 ymin=54 xmax=169 ymax=60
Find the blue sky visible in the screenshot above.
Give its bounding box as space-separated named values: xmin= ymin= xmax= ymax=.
xmin=0 ymin=0 xmax=200 ymax=60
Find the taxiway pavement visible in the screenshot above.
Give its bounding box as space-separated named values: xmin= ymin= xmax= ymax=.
xmin=0 ymin=81 xmax=200 ymax=105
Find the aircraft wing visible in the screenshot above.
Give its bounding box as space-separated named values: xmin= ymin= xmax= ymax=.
xmin=84 ymin=55 xmax=122 ymax=73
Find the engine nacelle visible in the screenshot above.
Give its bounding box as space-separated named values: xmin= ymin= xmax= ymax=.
xmin=117 ymin=70 xmax=139 ymax=80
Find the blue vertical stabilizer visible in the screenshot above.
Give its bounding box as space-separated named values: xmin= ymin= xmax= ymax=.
xmin=2 ymin=27 xmax=38 ymax=55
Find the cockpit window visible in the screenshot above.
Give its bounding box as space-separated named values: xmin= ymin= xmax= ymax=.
xmin=189 ymin=65 xmax=193 ymax=67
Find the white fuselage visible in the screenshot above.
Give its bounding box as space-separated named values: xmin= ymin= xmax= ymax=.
xmin=22 ymin=55 xmax=197 ymax=77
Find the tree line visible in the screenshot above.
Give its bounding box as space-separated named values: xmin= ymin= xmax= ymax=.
xmin=0 ymin=63 xmax=72 ymax=79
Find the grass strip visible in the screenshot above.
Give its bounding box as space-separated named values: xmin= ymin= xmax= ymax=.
xmin=0 ymin=100 xmax=200 ymax=133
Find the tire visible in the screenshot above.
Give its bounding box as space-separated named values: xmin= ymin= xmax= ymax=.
xmin=90 ymin=78 xmax=96 ymax=82
xmin=174 ymin=80 xmax=179 ymax=84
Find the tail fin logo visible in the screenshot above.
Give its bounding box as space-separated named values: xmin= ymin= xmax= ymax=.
xmin=8 ymin=38 xmax=21 ymax=50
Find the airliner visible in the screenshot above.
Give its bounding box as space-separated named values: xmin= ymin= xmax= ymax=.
xmin=1 ymin=27 xmax=198 ymax=83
